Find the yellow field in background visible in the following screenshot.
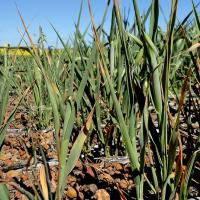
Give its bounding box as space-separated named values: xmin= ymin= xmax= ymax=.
xmin=0 ymin=47 xmax=31 ymax=57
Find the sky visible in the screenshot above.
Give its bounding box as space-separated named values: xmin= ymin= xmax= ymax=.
xmin=0 ymin=0 xmax=199 ymax=47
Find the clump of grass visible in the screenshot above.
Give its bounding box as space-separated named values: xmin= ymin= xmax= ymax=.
xmin=0 ymin=0 xmax=199 ymax=199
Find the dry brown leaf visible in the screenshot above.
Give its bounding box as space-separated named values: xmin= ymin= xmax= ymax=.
xmin=116 ymin=182 xmax=127 ymax=200
xmin=187 ymin=42 xmax=200 ymax=52
xmin=175 ymin=192 xmax=179 ymax=200
xmin=86 ymin=165 xmax=96 ymax=178
xmin=85 ymin=107 xmax=95 ymax=131
xmin=39 ymin=164 xmax=49 ymax=200
xmin=6 ymin=170 xmax=21 ymax=179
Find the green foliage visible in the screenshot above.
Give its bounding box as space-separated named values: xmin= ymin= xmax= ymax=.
xmin=0 ymin=1 xmax=199 ymax=200
xmin=0 ymin=184 xmax=9 ymax=200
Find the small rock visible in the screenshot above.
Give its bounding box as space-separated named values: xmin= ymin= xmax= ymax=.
xmin=129 ymin=179 xmax=134 ymax=186
xmin=75 ymin=160 xmax=83 ymax=170
xmin=94 ymin=189 xmax=110 ymax=200
xmin=112 ymin=162 xmax=123 ymax=171
xmin=86 ymin=165 xmax=95 ymax=178
xmin=66 ymin=186 xmax=77 ymax=199
xmin=78 ymin=191 xmax=84 ymax=200
xmin=192 ymin=122 xmax=199 ymax=129
xmin=15 ymin=191 xmax=22 ymax=199
xmin=67 ymin=175 xmax=76 ymax=186
xmin=81 ymin=184 xmax=90 ymax=192
xmin=98 ymin=173 xmax=113 ymax=183
xmin=19 ymin=149 xmax=26 ymax=156
xmin=4 ymin=159 xmax=13 ymax=166
xmin=124 ymin=173 xmax=129 ymax=178
xmin=0 ymin=152 xmax=12 ymax=160
xmin=89 ymin=184 xmax=98 ymax=193
xmin=21 ymin=173 xmax=29 ymax=181
xmin=119 ymin=179 xmax=129 ymax=189
xmin=107 ymin=166 xmax=115 ymax=175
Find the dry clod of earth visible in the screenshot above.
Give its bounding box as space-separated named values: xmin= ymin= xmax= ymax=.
xmin=94 ymin=189 xmax=110 ymax=200
xmin=65 ymin=186 xmax=78 ymax=199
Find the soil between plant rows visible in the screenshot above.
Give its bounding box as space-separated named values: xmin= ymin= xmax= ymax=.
xmin=0 ymin=95 xmax=199 ymax=200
